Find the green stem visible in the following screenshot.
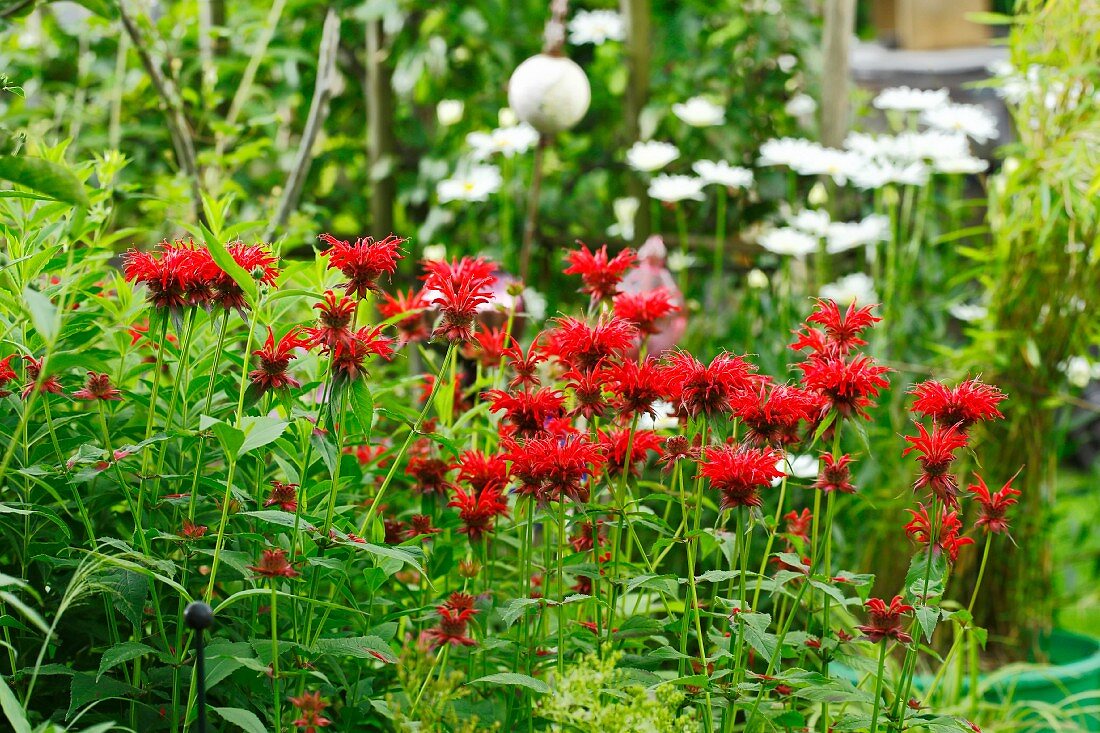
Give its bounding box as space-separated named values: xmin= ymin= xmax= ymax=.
xmin=870 ymin=640 xmax=889 ymax=733
xmin=271 ymin=580 xmax=281 ymax=732
xmin=358 ymin=343 xmax=457 ymax=536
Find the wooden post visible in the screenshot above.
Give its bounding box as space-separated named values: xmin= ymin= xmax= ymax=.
xmin=366 ymin=17 xmax=397 ymax=236
xmin=819 ymin=0 xmax=856 ymax=149
xmin=620 ymin=0 xmax=652 ymax=241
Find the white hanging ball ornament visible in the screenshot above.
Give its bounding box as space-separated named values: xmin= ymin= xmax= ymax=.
xmin=507 ymin=54 xmax=591 ymax=134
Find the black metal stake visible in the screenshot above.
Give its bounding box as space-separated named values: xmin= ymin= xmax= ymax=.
xmin=184 ymin=601 xmax=214 ymax=733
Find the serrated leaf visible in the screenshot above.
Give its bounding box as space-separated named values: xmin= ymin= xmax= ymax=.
xmin=0 ymin=155 xmax=88 ymax=207
xmin=97 ymin=641 xmax=158 ymax=681
xmin=213 ymin=706 xmax=268 ymax=733
xmin=211 ymin=421 xmax=245 ymax=460
xmin=69 ymin=672 xmax=138 ymax=717
xmin=903 ymin=548 xmax=947 ymax=602
xmin=497 ymin=597 xmax=540 ymax=628
xmin=100 ymin=569 xmax=148 ymax=629
xmin=241 ymin=510 xmax=306 ymax=529
xmin=914 ymin=605 xmax=941 ymax=643
xmin=313 ymin=635 xmax=397 ymax=664
xmin=349 ymin=379 xmax=375 ymax=437
xmin=470 ymin=673 xmax=549 ymax=694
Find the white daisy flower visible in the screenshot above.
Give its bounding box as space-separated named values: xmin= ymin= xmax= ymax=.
xmin=626 ymin=140 xmax=680 ymax=172
xmin=647 ymin=174 xmax=705 ymax=203
xmin=933 ymin=156 xmax=989 ymax=175
xmin=757 ymin=227 xmax=818 ymax=258
xmin=825 ymin=215 xmax=890 ymax=254
xmin=921 ymin=103 xmax=999 ymax=143
xmin=785 ymin=93 xmax=817 ymax=118
xmin=671 ymin=97 xmax=725 ymax=127
xmin=819 ymin=272 xmax=878 ymax=305
xmin=567 ymin=9 xmax=625 ymax=45
xmin=758 ymin=137 xmax=821 ymax=167
xmin=607 ymin=197 xmax=640 ymax=241
xmin=437 ymin=164 xmax=503 ymax=203
xmin=466 ymin=123 xmax=539 ymax=160
xmin=789 ymin=209 xmax=831 ymax=237
xmin=637 ymin=400 xmax=680 ymax=431
xmin=436 ymin=99 xmax=464 ymax=127
xmin=873 ymin=86 xmax=949 ymax=112
xmin=692 ymin=160 xmax=754 ymax=189
xmin=949 ymin=302 xmax=987 ymax=322
xmin=791 ymin=148 xmax=866 ymax=185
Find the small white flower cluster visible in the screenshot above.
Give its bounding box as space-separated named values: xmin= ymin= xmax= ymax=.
xmin=819 ymin=272 xmax=878 ymax=306
xmin=759 ymin=87 xmax=998 ymax=188
xmin=626 ymin=141 xmax=754 ymax=204
xmin=437 ymin=110 xmax=540 ymax=203
xmin=1060 ymin=356 xmax=1100 ymax=389
xmin=757 ymin=209 xmax=888 ymax=258
xmin=567 ymin=9 xmax=626 ymax=45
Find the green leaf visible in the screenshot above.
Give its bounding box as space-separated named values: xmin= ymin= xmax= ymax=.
xmin=97 ymin=641 xmax=158 ymax=681
xmin=211 ymin=421 xmax=245 ymax=460
xmin=69 ymin=672 xmax=139 ymax=717
xmin=0 ymin=155 xmax=88 ymax=207
xmin=0 ymin=591 xmax=47 ymax=635
xmin=238 ymin=416 xmax=288 ymax=455
xmin=349 ymin=379 xmax=375 ymax=437
xmin=70 ymin=0 xmax=119 ymax=18
xmin=100 ymin=569 xmax=149 ymax=629
xmin=313 ymin=635 xmax=397 ymax=664
xmin=469 ymin=672 xmax=549 ymax=694
xmin=737 ymin=612 xmax=777 ymax=665
xmin=23 ymin=287 xmax=57 ymax=343
xmin=0 ymin=674 xmax=31 ymax=733
xmin=497 ymin=597 xmax=540 ymax=628
xmin=213 ymin=706 xmax=268 ymax=733
xmin=241 ymin=510 xmax=307 ymax=529
xmin=202 ymin=225 xmax=258 ymax=307
xmin=914 ymin=605 xmax=941 ymax=643
xmin=903 ymin=548 xmax=947 ymax=603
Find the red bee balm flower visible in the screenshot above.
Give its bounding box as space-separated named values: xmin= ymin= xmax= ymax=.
xmin=798 ymin=353 xmax=890 ymax=421
xmin=264 ymin=480 xmax=299 ymax=512
xmin=698 ymin=443 xmax=784 ymax=510
xmin=903 ymin=422 xmax=969 ymax=507
xmin=503 ymin=338 xmax=544 ymax=389
xmin=421 ymin=257 xmax=496 ymax=342
xmin=319 ymin=232 xmax=405 ymax=299
xmin=563 ymin=242 xmax=636 ymax=301
xmin=378 ymin=288 xmax=430 ymax=345
xmin=0 ymin=355 xmax=16 ymax=397
xmin=731 ymin=381 xmax=822 ymax=446
xmin=662 ymin=351 xmax=756 ymax=418
xmin=612 ymin=288 xmax=679 ymax=335
xmin=250 ymin=327 xmax=310 ymax=393
xmin=909 ymin=378 xmax=1006 ymax=432
xmin=784 ymin=508 xmax=813 ymax=542
xmin=545 ymin=316 xmax=637 ymax=371
xmin=804 ymin=299 xmax=881 ymax=352
xmin=904 ymin=504 xmax=974 ymax=563
xmin=449 ymin=484 xmax=509 ymax=541
xmin=123 ymin=241 xmax=218 ymax=311
xmin=856 ymin=596 xmax=914 ymax=644
xmin=21 ymin=356 xmax=63 ymax=399
xmin=462 ymin=326 xmax=509 ymax=368
xmin=73 ymin=372 xmax=122 ymax=401
xmin=605 ymin=358 xmax=664 ymax=418
xmin=967 ymin=471 xmax=1022 ymax=535
xmin=406 ymin=448 xmax=454 ymax=496
xmin=289 ymin=690 xmax=332 ymax=733
xmin=813 ymin=453 xmax=856 ymax=494
xmin=306 ymin=291 xmax=358 ymax=352
xmin=213 ymin=242 xmax=279 ymax=310
xmin=484 ymin=387 xmax=566 ymax=438
xmin=329 ymin=326 xmax=393 ymax=383
xmin=248 ymin=548 xmax=298 ymax=579
xmin=598 ymin=428 xmax=663 ymax=476
xmin=505 ymin=434 xmax=606 ymax=505
xmin=456 ymin=450 xmax=508 ymax=493
xmin=422 ymin=602 xmax=478 ymax=649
